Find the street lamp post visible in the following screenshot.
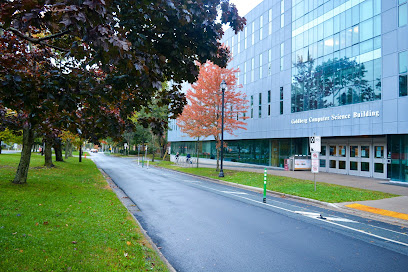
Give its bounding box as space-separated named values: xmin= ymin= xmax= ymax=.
xmin=219 ymin=80 xmax=226 ymax=178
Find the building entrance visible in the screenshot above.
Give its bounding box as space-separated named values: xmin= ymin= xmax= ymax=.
xmin=319 ymin=137 xmax=387 ymax=179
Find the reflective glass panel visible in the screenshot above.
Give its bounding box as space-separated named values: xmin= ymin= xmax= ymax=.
xmin=361 ymin=146 xmax=370 ymax=158
xmin=339 ymin=146 xmax=346 ymax=157
xmin=350 ymin=146 xmax=359 ymax=157
xmin=350 ymin=161 xmax=358 ymax=171
xmin=339 ymin=161 xmax=346 ymax=169
xmin=374 ymin=163 xmax=383 ymax=173
xmin=399 ymin=75 xmax=408 ymax=96
xmin=329 ymin=160 xmax=336 ymax=168
xmin=375 ymin=146 xmax=384 ymax=158
xmin=400 ymin=51 xmax=408 ymax=74
xmin=361 ymin=162 xmax=370 ymax=172
xmin=399 ymin=4 xmax=408 ymax=27
xmin=330 ymin=146 xmax=337 ymax=156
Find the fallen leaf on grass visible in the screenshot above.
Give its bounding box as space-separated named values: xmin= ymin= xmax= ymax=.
xmin=124 ymin=252 xmax=128 ymax=257
xmin=72 ymin=241 xmax=77 ymax=244
xmin=126 ymin=241 xmax=131 ymax=245
xmin=43 ymin=222 xmax=49 ymax=225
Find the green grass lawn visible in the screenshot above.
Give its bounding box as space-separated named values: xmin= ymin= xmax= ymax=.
xmin=0 ymin=153 xmax=168 ymax=272
xmin=152 ymin=161 xmax=397 ymax=203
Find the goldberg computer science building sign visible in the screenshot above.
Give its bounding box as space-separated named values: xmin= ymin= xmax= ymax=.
xmin=290 ymin=110 xmax=381 ymax=125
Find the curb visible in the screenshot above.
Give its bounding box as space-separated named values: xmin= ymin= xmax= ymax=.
xmin=98 ymin=168 xmax=177 ymax=272
xmin=153 ymin=165 xmax=408 ymax=228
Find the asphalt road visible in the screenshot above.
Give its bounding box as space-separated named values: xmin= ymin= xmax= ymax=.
xmin=91 ymin=153 xmax=408 ymax=272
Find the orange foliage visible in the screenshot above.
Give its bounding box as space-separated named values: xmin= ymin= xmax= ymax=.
xmin=177 ymin=61 xmax=248 ymax=143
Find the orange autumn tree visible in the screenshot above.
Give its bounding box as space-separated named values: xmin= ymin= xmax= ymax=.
xmin=177 ymin=60 xmax=249 ymax=171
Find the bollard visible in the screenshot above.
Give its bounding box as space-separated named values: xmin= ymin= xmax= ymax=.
xmin=263 ymin=168 xmax=267 ymax=203
xmin=85 ymin=153 xmax=87 ymax=159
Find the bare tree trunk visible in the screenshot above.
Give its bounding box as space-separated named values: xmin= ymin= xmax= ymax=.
xmin=13 ymin=127 xmax=34 ymax=184
xmin=64 ymin=140 xmax=70 ymax=159
xmin=68 ymin=142 xmax=73 ymax=157
xmin=79 ymin=145 xmax=82 ymax=162
xmin=44 ymin=138 xmax=54 ymax=167
xmin=53 ymin=137 xmax=63 ymax=162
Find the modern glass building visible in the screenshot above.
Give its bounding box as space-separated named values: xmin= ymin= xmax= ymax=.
xmin=168 ymin=0 xmax=408 ymax=183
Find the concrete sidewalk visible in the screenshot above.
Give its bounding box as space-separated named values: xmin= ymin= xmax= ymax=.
xmin=175 ymin=156 xmax=408 ymax=225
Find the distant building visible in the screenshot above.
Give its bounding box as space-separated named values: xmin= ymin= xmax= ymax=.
xmin=168 ymin=0 xmax=408 ymax=183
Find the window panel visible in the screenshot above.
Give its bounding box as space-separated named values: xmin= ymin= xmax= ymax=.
xmin=400 ymin=51 xmax=408 ymax=74
xmin=400 ymin=4 xmax=408 ymax=27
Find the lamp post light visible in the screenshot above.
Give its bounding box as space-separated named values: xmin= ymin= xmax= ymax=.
xmin=219 ymin=79 xmax=226 ymax=178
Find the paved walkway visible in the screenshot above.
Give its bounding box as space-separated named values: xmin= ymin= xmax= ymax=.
xmin=173 ymin=156 xmax=408 ymax=225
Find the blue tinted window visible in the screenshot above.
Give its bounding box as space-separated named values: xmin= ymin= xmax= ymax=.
xmin=360 ymin=19 xmax=373 ymax=42
xmin=373 ymin=15 xmax=381 ymax=37
xmin=400 ymin=51 xmax=408 ymax=74
xmin=399 ymin=4 xmax=408 ymax=27
xmin=360 ymin=0 xmax=373 ymax=22
xmin=360 ymin=39 xmax=373 ymax=54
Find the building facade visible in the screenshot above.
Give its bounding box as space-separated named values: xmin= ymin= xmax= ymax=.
xmin=168 ymin=0 xmax=408 ymax=183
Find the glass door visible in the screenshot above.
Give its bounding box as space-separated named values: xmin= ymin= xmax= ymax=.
xmin=349 ymin=145 xmax=360 ymax=176
xmin=360 ymin=145 xmax=371 ymax=177
xmin=373 ymin=145 xmax=387 ymax=179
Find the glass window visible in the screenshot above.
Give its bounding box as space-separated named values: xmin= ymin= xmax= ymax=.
xmin=352 ymin=5 xmax=360 ymax=26
xmin=339 ymin=146 xmax=346 ymax=157
xmin=321 ymin=146 xmax=326 ymax=156
xmin=360 ymin=19 xmax=374 ymax=42
xmin=360 ymin=0 xmax=373 ymax=22
xmin=350 ymin=146 xmax=359 ymax=157
xmin=339 ymin=161 xmax=346 ymax=169
xmin=329 ymin=160 xmax=336 ymax=168
xmin=330 ymin=146 xmax=337 ymax=156
xmin=259 ymin=105 xmax=262 ymax=118
xmin=361 ymin=162 xmax=370 ymax=172
xmin=259 ymin=93 xmax=262 ymax=105
xmin=399 ymin=3 xmax=408 ymax=27
xmin=350 ymin=161 xmax=358 ymax=171
xmin=400 ymin=75 xmax=408 ymax=96
xmin=320 ymin=159 xmax=326 ymax=168
xmin=373 ymin=15 xmax=381 ymax=37
xmin=375 ymin=146 xmax=384 ymax=158
xmin=251 ymin=95 xmax=253 ymax=106
xmin=268 ymin=104 xmax=271 ymax=116
xmin=280 ymin=101 xmax=283 ymax=115
xmin=400 ymin=51 xmax=408 ymax=74
xmin=280 ymin=87 xmax=284 ymax=100
xmin=375 ymin=163 xmax=384 ymax=173
xmin=361 ymin=146 xmax=370 ymax=158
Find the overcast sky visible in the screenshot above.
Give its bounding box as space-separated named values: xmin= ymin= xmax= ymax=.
xmin=230 ymin=0 xmax=263 ymax=17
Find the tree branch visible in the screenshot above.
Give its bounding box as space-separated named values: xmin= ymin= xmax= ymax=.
xmin=1 ymin=24 xmax=71 ymax=52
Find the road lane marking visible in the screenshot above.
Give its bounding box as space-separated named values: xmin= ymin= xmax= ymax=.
xmin=221 ymin=191 xmax=248 ymax=195
xmin=193 ymin=183 xmax=408 ymax=248
xmin=295 ymin=211 xmax=358 ymax=223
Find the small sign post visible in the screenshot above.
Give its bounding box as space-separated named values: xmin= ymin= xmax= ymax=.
xmin=263 ymin=168 xmax=267 ymax=203
xmin=310 ymin=135 xmax=321 ymax=192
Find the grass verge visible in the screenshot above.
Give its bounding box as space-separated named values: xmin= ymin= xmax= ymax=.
xmin=0 ymin=153 xmax=168 ymax=272
xmin=152 ymin=161 xmax=397 ymax=203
